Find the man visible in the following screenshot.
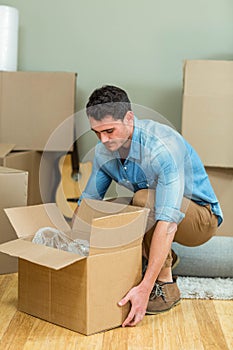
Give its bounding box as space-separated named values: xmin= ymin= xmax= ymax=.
xmin=73 ymin=85 xmax=223 ymax=327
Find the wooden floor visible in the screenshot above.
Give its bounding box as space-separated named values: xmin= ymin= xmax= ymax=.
xmin=0 ymin=273 xmax=232 ymax=350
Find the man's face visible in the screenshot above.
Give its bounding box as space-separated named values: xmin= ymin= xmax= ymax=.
xmin=89 ymin=112 xmax=134 ymax=152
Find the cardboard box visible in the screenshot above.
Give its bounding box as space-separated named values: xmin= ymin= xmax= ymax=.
xmin=181 ymin=60 xmax=233 ymax=236
xmin=0 ymin=144 xmax=63 ymax=205
xmin=181 ymin=60 xmax=233 ymax=167
xmin=206 ymin=167 xmax=233 ymax=237
xmin=0 ymin=71 xmax=76 ymax=151
xmin=0 ymin=166 xmax=28 ymax=274
xmin=0 ymin=144 xmax=42 ymax=204
xmin=0 ymin=199 xmax=149 ymax=335
xmin=39 ymin=151 xmax=64 ymax=204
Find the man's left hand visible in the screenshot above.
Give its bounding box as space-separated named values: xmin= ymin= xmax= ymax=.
xmin=118 ymin=284 xmax=150 ymax=327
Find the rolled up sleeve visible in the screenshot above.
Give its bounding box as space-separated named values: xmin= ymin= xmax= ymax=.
xmin=153 ymin=148 xmax=185 ymax=224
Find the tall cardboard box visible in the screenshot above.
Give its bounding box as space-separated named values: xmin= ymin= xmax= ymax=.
xmin=0 ymin=167 xmax=28 ymax=274
xmin=0 ymin=71 xmax=76 ymax=151
xmin=0 ymin=199 xmax=149 ymax=335
xmin=181 ymin=60 xmax=233 ymax=237
xmin=182 ymin=60 xmax=233 ymax=167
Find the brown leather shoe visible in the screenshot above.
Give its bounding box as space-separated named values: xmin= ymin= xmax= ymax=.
xmin=146 ymin=276 xmax=181 ymax=314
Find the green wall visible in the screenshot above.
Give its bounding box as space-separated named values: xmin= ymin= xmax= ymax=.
xmin=2 ymin=0 xmax=233 ymax=131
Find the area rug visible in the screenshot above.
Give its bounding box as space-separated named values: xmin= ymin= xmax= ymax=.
xmin=177 ymin=277 xmax=233 ymax=300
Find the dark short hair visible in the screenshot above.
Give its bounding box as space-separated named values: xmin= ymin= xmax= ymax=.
xmin=86 ymin=85 xmax=131 ymax=120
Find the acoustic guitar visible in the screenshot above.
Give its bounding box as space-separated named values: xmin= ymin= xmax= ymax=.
xmin=55 ymin=141 xmax=92 ymax=219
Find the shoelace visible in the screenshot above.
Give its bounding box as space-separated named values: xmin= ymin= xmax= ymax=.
xmin=149 ymin=282 xmax=166 ymax=301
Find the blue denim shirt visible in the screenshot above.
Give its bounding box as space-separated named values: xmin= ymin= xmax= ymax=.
xmin=79 ymin=117 xmax=223 ymax=225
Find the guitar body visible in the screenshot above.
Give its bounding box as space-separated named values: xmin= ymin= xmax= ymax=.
xmin=56 ymin=154 xmax=92 ymax=219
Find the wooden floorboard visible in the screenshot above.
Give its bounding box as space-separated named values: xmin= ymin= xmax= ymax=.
xmin=0 ymin=273 xmax=232 ymax=350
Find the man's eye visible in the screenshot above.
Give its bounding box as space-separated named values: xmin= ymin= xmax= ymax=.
xmin=106 ymin=129 xmax=114 ymax=134
xmin=93 ymin=131 xmax=100 ymax=137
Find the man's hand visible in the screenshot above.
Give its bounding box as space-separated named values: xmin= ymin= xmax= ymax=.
xmin=118 ymin=220 xmax=176 ymax=328
xmin=118 ymin=283 xmax=151 ymax=327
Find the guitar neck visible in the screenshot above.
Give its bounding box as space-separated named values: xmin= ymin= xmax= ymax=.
xmin=71 ymin=140 xmax=80 ymax=176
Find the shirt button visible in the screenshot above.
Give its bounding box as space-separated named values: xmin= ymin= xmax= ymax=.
xmin=146 ymin=183 xmax=149 ymax=187
xmin=124 ymin=166 xmax=127 ymax=170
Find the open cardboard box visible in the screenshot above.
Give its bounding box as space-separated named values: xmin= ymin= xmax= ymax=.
xmin=0 ymin=199 xmax=149 ymax=335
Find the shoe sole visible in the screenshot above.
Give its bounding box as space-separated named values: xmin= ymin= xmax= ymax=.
xmin=146 ymin=299 xmax=181 ymax=315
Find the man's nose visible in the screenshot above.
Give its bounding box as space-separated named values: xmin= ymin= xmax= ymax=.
xmin=100 ymin=133 xmax=109 ymax=143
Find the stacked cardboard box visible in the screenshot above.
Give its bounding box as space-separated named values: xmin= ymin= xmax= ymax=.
xmin=0 ymin=167 xmax=28 ymax=273
xmin=182 ymin=60 xmax=233 ymax=236
xmin=0 ymin=72 xmax=76 ymax=151
xmin=0 ymin=145 xmax=42 ymax=204
xmin=0 ymin=71 xmax=77 ymax=273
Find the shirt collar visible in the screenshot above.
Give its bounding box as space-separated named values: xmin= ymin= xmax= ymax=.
xmin=129 ymin=116 xmax=141 ymax=160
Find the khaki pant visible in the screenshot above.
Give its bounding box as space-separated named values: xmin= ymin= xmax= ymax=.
xmin=132 ymin=189 xmax=218 ymax=268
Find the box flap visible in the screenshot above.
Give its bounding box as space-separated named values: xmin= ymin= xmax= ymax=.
xmin=89 ymin=209 xmax=149 ymax=250
xmin=0 ymin=166 xmax=28 ymax=175
xmin=75 ymin=198 xmax=148 ymax=222
xmin=0 ymin=239 xmax=85 ymax=270
xmin=73 ymin=198 xmax=150 ymax=250
xmin=73 ymin=198 xmax=139 ymax=233
xmin=4 ymin=203 xmax=70 ymax=238
xmin=0 ymin=143 xmax=15 ymax=158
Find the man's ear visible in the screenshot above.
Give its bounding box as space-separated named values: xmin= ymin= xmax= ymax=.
xmin=124 ymin=111 xmax=134 ymax=124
